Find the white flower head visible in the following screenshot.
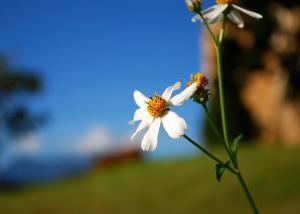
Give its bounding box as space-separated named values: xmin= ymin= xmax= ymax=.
xmin=129 ymin=82 xmax=197 ymax=151
xmin=192 ymin=0 xmax=263 ymax=28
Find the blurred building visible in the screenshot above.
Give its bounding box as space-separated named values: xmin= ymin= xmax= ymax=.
xmin=202 ymin=0 xmax=300 ymax=144
xmin=93 ymin=147 xmax=142 ymax=170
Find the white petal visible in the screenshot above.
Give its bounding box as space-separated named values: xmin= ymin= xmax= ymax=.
xmin=202 ymin=4 xmax=223 ymax=17
xmin=202 ymin=4 xmax=228 ymax=22
xmin=192 ymin=14 xmax=201 ymax=23
xmin=192 ymin=13 xmax=223 ymax=24
xmin=169 ymin=82 xmax=198 ymax=106
xmin=133 ymin=108 xmax=147 ymax=121
xmin=227 ymin=10 xmax=244 ymax=28
xmin=130 ymin=115 xmax=153 ymax=142
xmin=141 ymin=118 xmax=161 ymax=151
xmin=162 ymin=82 xmax=181 ymax=101
xmin=162 ymin=111 xmax=187 ymax=139
xmin=128 ymin=120 xmax=135 ymax=125
xmin=133 ymin=90 xmax=149 ymax=109
xmin=232 ymin=5 xmax=263 ymax=19
xmin=207 ymin=13 xmax=224 ymax=24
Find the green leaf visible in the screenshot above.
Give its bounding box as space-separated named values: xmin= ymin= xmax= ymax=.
xmin=215 ymin=161 xmax=230 ymax=182
xmin=231 ymin=134 xmax=243 ymax=160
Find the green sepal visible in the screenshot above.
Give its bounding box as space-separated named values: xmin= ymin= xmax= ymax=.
xmin=216 ymin=161 xmax=231 ymax=182
xmin=192 ymin=88 xmax=210 ymax=105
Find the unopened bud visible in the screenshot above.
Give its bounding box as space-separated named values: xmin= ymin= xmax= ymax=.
xmin=185 ymin=0 xmax=202 ymax=12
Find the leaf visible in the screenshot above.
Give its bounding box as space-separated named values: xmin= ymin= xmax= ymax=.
xmin=215 ymin=161 xmax=230 ymax=182
xmin=231 ymin=134 xmax=243 ymax=160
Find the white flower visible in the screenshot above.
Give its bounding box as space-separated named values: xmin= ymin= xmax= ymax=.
xmin=192 ymin=0 xmax=263 ymax=28
xmin=129 ymin=82 xmax=198 ymax=151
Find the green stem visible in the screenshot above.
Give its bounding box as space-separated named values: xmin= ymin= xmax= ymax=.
xmin=196 ymin=11 xmax=219 ymax=46
xmin=182 ymin=134 xmax=237 ymax=174
xmin=203 ymin=103 xmax=258 ymax=213
xmin=190 ymin=11 xmax=259 ymax=213
xmin=237 ymin=172 xmax=259 ymax=214
xmin=197 ymin=14 xmax=235 ymax=164
xmin=202 ymin=104 xmax=234 ymax=162
xmin=216 ymin=34 xmax=230 ymax=152
xmin=215 ymin=18 xmax=259 ymax=214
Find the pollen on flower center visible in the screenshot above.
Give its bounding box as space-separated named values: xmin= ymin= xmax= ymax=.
xmin=186 ymin=72 xmax=209 ymax=88
xmin=147 ymin=96 xmax=168 ymax=118
xmin=216 ymin=0 xmax=237 ymax=4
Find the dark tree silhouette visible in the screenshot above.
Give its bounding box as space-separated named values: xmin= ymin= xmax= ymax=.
xmin=0 ymin=54 xmax=44 ymax=138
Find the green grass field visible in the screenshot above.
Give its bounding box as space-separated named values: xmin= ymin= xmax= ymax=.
xmin=0 ymin=146 xmax=299 ymax=214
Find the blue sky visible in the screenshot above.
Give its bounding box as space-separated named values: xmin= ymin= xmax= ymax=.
xmin=0 ymin=0 xmax=214 ymax=159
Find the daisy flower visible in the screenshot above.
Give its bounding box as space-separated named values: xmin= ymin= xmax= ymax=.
xmin=192 ymin=0 xmax=263 ymax=28
xmin=130 ymin=82 xmax=197 ymax=151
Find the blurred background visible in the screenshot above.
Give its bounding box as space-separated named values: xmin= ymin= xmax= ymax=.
xmin=0 ymin=0 xmax=299 ymax=213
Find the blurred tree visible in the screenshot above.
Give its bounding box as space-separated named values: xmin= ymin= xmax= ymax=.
xmin=203 ymin=0 xmax=300 ymax=144
xmin=0 ymin=54 xmax=45 ymax=139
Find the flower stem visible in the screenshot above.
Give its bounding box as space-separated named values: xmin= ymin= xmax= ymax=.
xmin=216 ymin=38 xmax=230 ymax=152
xmin=202 ymin=104 xmax=234 ymax=161
xmin=182 ymin=134 xmax=237 ymax=174
xmin=214 ymin=19 xmax=259 ymax=214
xmin=196 ymin=15 xmax=235 ymax=162
xmin=237 ymin=171 xmax=259 ymax=214
xmin=197 ymin=12 xmax=219 ymax=46
xmin=192 ymin=11 xmax=259 ymax=213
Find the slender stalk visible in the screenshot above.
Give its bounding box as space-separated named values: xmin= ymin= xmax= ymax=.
xmin=195 ymin=12 xmax=236 ymax=163
xmin=182 ymin=134 xmax=237 ymax=174
xmin=202 ymin=104 xmax=234 ymax=162
xmin=196 ymin=15 xmax=229 ymax=149
xmin=216 ymin=33 xmax=230 ymax=151
xmin=237 ymin=172 xmax=259 ymax=214
xmin=190 ymin=10 xmax=259 ymax=213
xmin=196 ymin=11 xmax=219 ymax=46
xmin=204 ymin=101 xmax=258 ymax=213
xmin=215 ymin=19 xmax=259 ymax=214
xmin=198 ymin=16 xmax=259 ymax=213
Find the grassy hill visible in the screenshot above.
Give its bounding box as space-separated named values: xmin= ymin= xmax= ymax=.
xmin=0 ymin=146 xmax=299 ymax=213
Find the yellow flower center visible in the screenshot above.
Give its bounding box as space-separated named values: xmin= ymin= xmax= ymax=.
xmin=186 ymin=72 xmax=209 ymax=88
xmin=147 ymin=96 xmax=168 ymax=118
xmin=216 ymin=0 xmax=237 ymax=4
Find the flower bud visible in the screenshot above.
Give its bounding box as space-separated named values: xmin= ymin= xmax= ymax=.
xmin=185 ymin=0 xmax=202 ymax=12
